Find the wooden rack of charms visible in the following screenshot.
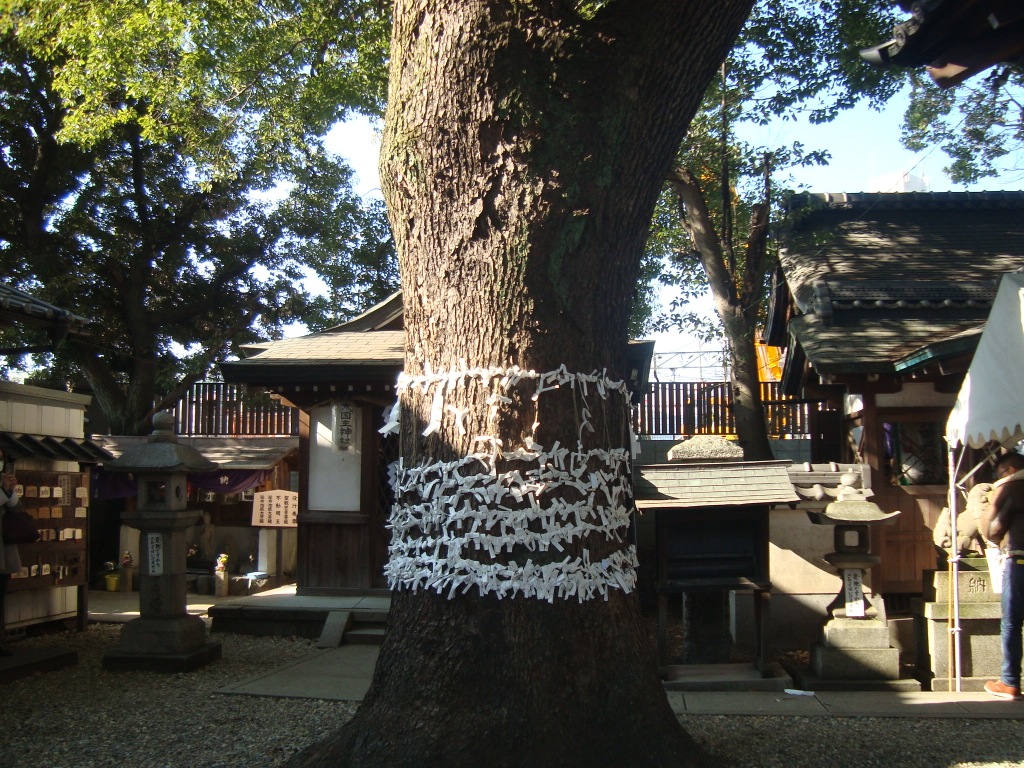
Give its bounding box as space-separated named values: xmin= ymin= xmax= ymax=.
xmin=8 ymin=471 xmax=88 ymax=593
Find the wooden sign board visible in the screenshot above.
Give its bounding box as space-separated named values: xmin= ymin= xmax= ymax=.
xmin=251 ymin=490 xmax=299 ymax=528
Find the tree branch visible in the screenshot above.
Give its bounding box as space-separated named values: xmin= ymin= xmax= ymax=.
xmin=667 ymin=164 xmax=737 ymax=310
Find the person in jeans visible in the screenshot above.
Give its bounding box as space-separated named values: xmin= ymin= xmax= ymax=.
xmin=986 ymin=451 xmax=1024 ymax=699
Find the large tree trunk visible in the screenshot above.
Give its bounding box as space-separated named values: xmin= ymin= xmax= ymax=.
xmin=726 ymin=308 xmax=774 ymax=461
xmin=289 ymin=2 xmax=753 ymax=766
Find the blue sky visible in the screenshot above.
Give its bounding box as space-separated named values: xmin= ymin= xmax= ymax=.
xmin=329 ymin=88 xmax=1024 ymax=199
xmin=742 ymin=91 xmax=1024 ymax=194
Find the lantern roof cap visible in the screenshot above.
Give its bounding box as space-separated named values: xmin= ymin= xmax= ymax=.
xmin=104 ymin=412 xmax=217 ymax=473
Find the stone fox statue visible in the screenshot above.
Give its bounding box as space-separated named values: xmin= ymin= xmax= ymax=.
xmin=934 ymin=483 xmax=994 ymax=555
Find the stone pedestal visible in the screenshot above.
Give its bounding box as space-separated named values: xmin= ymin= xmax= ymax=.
xmin=102 ymin=614 xmax=221 ymax=673
xmin=811 ymin=617 xmax=901 ymax=680
xmin=214 ymin=570 xmax=229 ymax=597
xmin=914 ymin=560 xmax=1002 ymax=691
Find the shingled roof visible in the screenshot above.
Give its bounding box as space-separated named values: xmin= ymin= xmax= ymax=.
xmin=634 ymin=461 xmax=799 ymax=509
xmin=772 ymin=191 xmax=1024 ymax=388
xmin=222 ymin=291 xmax=656 ymax=397
xmin=634 ymin=461 xmax=874 ymax=513
xmin=220 ymin=330 xmax=404 ymax=387
xmin=98 ymin=435 xmax=296 ymax=471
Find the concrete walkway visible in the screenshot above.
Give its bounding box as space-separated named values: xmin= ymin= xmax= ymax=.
xmin=87 ymin=586 xmax=247 ymax=623
xmin=82 ymin=588 xmax=1024 ymax=719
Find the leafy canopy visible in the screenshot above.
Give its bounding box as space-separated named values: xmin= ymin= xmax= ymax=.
xmin=0 ymin=0 xmax=390 ymax=175
xmin=648 ymin=0 xmax=905 ymax=341
xmin=903 ymin=65 xmax=1024 ymax=184
xmin=0 ymin=4 xmax=395 ymax=433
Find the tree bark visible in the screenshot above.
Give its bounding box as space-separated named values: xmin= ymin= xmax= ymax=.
xmin=289 ymin=2 xmax=753 ymax=766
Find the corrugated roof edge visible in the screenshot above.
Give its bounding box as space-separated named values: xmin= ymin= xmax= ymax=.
xmin=0 ymin=284 xmax=92 ymax=330
xmin=787 ymin=190 xmax=1024 ymax=217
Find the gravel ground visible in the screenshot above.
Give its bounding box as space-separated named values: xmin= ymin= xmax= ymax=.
xmin=685 ymin=716 xmax=1024 ymax=767
xmin=0 ymin=622 xmax=357 ymax=768
xmin=3 ymin=621 xmax=1024 ymax=768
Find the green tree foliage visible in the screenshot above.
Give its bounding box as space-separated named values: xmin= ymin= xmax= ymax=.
xmin=903 ymin=65 xmax=1024 ymax=184
xmin=649 ymin=0 xmax=904 ymax=457
xmin=656 ymin=0 xmax=905 ymax=337
xmin=302 ymin=197 xmax=400 ymax=332
xmin=0 ymin=0 xmax=390 ymax=173
xmin=0 ymin=7 xmax=395 ymax=434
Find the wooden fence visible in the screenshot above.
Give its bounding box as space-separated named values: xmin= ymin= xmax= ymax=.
xmin=636 ymin=381 xmax=823 ymax=438
xmin=169 ymin=381 xmax=823 ymax=439
xmin=171 ymin=382 xmax=298 ymax=437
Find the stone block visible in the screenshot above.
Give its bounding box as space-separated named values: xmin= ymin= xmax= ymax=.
xmin=924 ymin=565 xmax=999 ymax=604
xmin=317 ymin=610 xmax=352 ymax=649
xmin=810 ymin=642 xmax=900 ymax=680
xmin=920 ymin=600 xmax=1001 ymax=621
xmin=915 ymin=611 xmax=1002 ymax=680
xmin=822 ymin=618 xmax=891 ymax=649
xmin=913 ymin=595 xmax=1004 ymax=685
xmin=116 ymin=614 xmax=208 ymax=655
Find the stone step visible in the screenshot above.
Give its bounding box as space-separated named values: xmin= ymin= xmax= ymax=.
xmin=811 ymin=642 xmax=900 ymax=680
xmin=210 ymin=605 xmax=390 ymax=639
xmin=344 ymin=626 xmax=386 ymax=646
xmin=350 ymin=610 xmax=390 ymax=624
xmin=317 ymin=611 xmax=352 ymax=649
xmin=0 ymin=646 xmax=78 ymax=684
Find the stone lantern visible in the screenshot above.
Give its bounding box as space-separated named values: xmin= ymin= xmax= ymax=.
xmin=102 ymin=412 xmax=222 ymax=672
xmin=805 ymin=497 xmax=908 ymax=688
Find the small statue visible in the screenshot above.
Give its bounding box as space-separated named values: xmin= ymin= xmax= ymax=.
xmin=199 ymin=511 xmax=216 ymax=560
xmin=934 ymin=482 xmax=993 ymax=556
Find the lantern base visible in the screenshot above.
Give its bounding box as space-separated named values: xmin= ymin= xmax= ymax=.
xmin=102 ymin=615 xmax=220 ymax=673
xmin=102 ymin=640 xmax=222 ymax=673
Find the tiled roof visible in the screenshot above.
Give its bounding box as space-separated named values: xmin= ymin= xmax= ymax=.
xmin=224 ymin=293 xmax=655 ymax=393
xmin=634 ymin=461 xmax=875 ymax=512
xmin=634 ymin=461 xmax=799 ymax=509
xmin=235 ymin=331 xmax=403 ymax=364
xmin=0 ymin=285 xmax=91 ymax=334
xmin=786 ymin=462 xmax=872 ymax=511
xmin=221 ymin=331 xmax=403 ymax=385
xmin=788 ymin=312 xmax=985 ymax=375
xmin=0 ymin=432 xmax=112 ymax=464
xmin=778 ymin=191 xmax=1024 ymax=377
xmin=329 ymin=291 xmax=403 ymax=332
xmin=782 ymin=193 xmax=1024 ymax=314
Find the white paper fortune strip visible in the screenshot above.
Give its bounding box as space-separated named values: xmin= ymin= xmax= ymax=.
xmin=381 ymin=365 xmax=638 ymax=602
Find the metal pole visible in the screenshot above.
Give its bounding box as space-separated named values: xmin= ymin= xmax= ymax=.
xmin=947 ymin=443 xmax=963 ymax=691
